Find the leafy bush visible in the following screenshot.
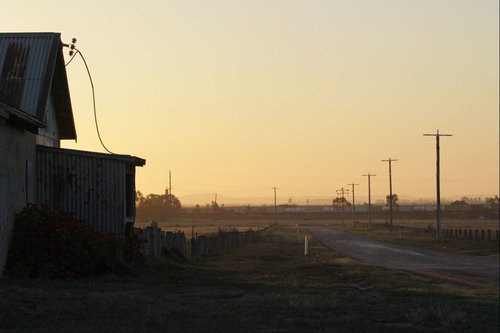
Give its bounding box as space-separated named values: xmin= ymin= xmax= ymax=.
xmin=5 ymin=205 xmax=131 ymax=279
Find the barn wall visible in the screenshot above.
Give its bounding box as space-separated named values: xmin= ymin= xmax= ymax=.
xmin=36 ymin=147 xmax=126 ymax=235
xmin=36 ymin=90 xmax=59 ymax=147
xmin=0 ymin=118 xmax=36 ymax=276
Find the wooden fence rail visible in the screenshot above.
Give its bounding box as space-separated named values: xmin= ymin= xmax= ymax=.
xmin=135 ymin=224 xmax=266 ymax=259
xmin=354 ymin=222 xmax=499 ymax=241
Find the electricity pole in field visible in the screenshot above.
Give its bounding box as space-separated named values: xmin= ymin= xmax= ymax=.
xmin=423 ymin=130 xmax=452 ymax=241
xmin=347 ymin=182 xmax=359 ymax=227
xmin=362 ymin=173 xmax=376 ymax=230
xmin=381 ymin=158 xmax=398 ymax=231
xmin=336 ymin=187 xmax=349 ymax=226
xmin=166 ymin=170 xmax=173 ymax=221
xmin=272 ymin=187 xmax=278 ymax=224
xmin=169 ymin=170 xmax=172 ymax=198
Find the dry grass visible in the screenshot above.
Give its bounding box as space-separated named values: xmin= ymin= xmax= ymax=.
xmin=0 ymin=226 xmax=498 ymax=332
xmin=371 ymin=218 xmax=498 ymax=230
xmin=135 ymin=219 xmax=270 ymax=236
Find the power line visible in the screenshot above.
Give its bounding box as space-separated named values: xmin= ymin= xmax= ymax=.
xmin=443 ymin=144 xmax=497 ymax=176
xmin=439 ymin=84 xmax=498 ymax=128
xmin=64 ymin=39 xmax=114 ymax=154
xmin=393 ymin=86 xmax=497 ymax=161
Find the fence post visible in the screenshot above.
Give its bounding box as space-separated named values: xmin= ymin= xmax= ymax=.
xmin=304 ymin=236 xmax=309 ymax=256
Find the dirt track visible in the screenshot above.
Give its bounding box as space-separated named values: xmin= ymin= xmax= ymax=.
xmin=307 ymin=226 xmax=499 ymax=288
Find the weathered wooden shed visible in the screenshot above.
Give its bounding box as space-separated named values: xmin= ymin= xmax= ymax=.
xmin=0 ymin=32 xmax=146 ymax=275
xmin=0 ymin=32 xmax=75 ymax=275
xmin=37 ymin=146 xmax=145 ymax=235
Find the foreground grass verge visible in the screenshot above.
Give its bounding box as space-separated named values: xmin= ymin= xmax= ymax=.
xmin=0 ymin=227 xmax=498 ymax=332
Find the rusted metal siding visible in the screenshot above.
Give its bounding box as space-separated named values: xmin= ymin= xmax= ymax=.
xmin=36 ymin=147 xmax=128 ymax=235
xmin=0 ymin=33 xmax=58 ymax=120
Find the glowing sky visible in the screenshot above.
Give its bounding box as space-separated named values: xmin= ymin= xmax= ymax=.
xmin=3 ymin=0 xmax=499 ymax=205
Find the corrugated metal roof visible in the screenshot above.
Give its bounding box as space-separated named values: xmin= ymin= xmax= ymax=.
xmin=37 ymin=145 xmax=146 ymax=167
xmin=0 ymin=32 xmax=76 ymax=140
xmin=0 ymin=33 xmax=57 ymax=118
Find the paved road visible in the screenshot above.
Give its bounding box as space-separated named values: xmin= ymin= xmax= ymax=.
xmin=307 ymin=226 xmax=499 ymax=288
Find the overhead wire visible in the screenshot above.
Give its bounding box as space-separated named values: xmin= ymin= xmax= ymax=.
xmin=442 ymin=144 xmax=498 ymax=176
xmin=439 ymin=84 xmax=498 ymax=129
xmin=65 ymin=46 xmax=114 ymax=154
xmin=64 ymin=51 xmax=78 ymax=67
xmin=392 ymin=84 xmax=498 ymax=161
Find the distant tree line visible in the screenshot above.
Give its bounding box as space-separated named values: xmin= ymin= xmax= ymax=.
xmin=450 ymin=196 xmax=499 ymax=207
xmin=136 ymin=191 xmax=182 ymax=222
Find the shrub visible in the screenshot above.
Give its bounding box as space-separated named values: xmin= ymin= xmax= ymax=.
xmin=5 ymin=205 xmax=125 ymax=279
xmin=122 ymin=232 xmax=145 ymax=263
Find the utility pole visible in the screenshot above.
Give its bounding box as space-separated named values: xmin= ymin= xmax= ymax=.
xmin=424 ymin=130 xmax=452 ymax=241
xmin=336 ymin=187 xmax=349 ymax=226
xmin=272 ymin=187 xmax=278 ymax=224
xmin=166 ymin=170 xmax=173 ymax=221
xmin=331 ymin=198 xmax=335 ymax=224
xmin=347 ymin=182 xmax=359 ymax=227
xmin=381 ymin=158 xmax=398 ymax=231
xmin=362 ymin=173 xmax=376 ymax=230
xmin=169 ymin=170 xmax=172 ymax=199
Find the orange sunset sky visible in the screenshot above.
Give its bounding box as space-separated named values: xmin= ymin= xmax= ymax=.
xmin=3 ymin=0 xmax=499 ymax=205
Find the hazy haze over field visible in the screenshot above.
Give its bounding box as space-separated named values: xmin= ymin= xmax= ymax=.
xmin=3 ymin=0 xmax=498 ymax=205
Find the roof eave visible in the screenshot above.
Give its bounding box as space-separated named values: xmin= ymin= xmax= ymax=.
xmin=0 ymin=100 xmax=46 ymax=133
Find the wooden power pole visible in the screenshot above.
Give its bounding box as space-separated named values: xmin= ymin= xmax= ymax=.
xmin=347 ymin=182 xmax=359 ymax=227
xmin=336 ymin=187 xmax=350 ymax=226
xmin=423 ymin=130 xmax=452 ymax=241
xmin=381 ymin=158 xmax=398 ymax=231
xmin=362 ymin=173 xmax=376 ymax=230
xmin=272 ymin=187 xmax=278 ymax=224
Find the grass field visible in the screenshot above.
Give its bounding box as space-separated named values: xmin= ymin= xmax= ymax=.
xmin=137 ymin=217 xmax=499 ymax=234
xmin=361 ymin=218 xmax=499 ymax=230
xmin=136 ymin=217 xmax=499 ymax=257
xmin=0 ymin=227 xmax=498 ymax=332
xmin=136 ymin=219 xmax=270 ymax=237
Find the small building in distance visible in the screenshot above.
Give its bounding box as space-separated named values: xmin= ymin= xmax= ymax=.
xmin=0 ymin=32 xmax=145 ymax=275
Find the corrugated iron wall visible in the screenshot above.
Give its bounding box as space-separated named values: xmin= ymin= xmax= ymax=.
xmin=36 ymin=148 xmax=126 ymax=235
